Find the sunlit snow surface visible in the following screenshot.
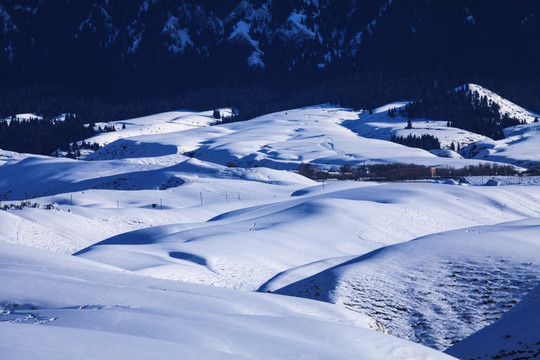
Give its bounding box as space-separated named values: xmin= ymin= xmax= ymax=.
xmin=1 ymin=242 xmax=457 ymax=360
xmin=270 ymin=218 xmax=540 ymax=350
xmin=1 ymin=99 xmax=540 ymax=359
xmin=88 ymin=105 xmax=499 ymax=170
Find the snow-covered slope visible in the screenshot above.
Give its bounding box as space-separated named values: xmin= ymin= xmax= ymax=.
xmin=461 ymin=121 xmax=540 ymax=168
xmin=343 ymin=102 xmax=490 ymax=149
xmin=75 ymin=182 xmax=540 ymax=291
xmin=468 ymin=83 xmax=540 ymax=124
xmin=0 ymin=149 xmax=315 ymax=254
xmin=1 ymin=242 xmax=456 ymax=360
xmin=446 ymin=284 xmax=540 ymax=360
xmin=270 ymin=218 xmax=540 ymax=350
xmin=2 ymin=102 xmax=540 ymax=358
xmin=91 ymin=105 xmax=498 ymax=170
xmin=86 ymin=109 xmax=230 ymax=149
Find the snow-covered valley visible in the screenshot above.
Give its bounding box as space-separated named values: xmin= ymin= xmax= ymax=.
xmin=1 ymin=87 xmax=539 ymax=359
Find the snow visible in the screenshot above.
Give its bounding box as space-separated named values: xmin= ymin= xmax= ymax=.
xmin=95 ymin=105 xmax=503 ymax=171
xmin=343 ymin=103 xmax=490 ymax=150
xmin=228 ymin=20 xmax=265 ymax=68
xmin=2 ymin=95 xmax=540 ymax=358
xmin=272 ymin=218 xmax=540 ymax=350
xmin=0 ymin=241 xmax=456 ymax=359
xmin=429 ymin=149 xmax=463 ymax=158
xmin=0 ymin=5 xmax=16 ymax=34
xmin=162 ymin=12 xmax=193 ymax=54
xmin=467 ymin=83 xmax=540 ymax=124
xmin=446 ymin=284 xmax=540 ymax=359
xmin=460 ymin=121 xmax=540 ymax=168
xmin=464 ymin=15 xmax=476 ymax=24
xmin=84 ymin=109 xmax=227 ymax=152
xmin=228 ymin=20 xmax=252 ymax=42
xmin=74 ymin=182 xmax=540 ymax=291
xmin=286 ymin=11 xmax=317 ymax=39
xmin=1 ymin=113 xmax=43 ymax=125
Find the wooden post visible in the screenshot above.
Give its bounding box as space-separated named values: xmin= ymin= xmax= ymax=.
xmin=200 ymin=192 xmax=203 ymax=205
xmin=160 ymin=198 xmax=163 ymax=210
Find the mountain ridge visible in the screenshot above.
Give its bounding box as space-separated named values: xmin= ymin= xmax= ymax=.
xmin=1 ymin=0 xmax=539 ymax=94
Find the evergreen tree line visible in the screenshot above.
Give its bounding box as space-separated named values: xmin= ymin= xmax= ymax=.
xmin=390 ymin=134 xmax=441 ymax=151
xmin=1 ymin=71 xmax=539 ymax=156
xmin=405 ymin=86 xmax=525 ymax=140
xmin=0 ymin=114 xmax=95 ymax=155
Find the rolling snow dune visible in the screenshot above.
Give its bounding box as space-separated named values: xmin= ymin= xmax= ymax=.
xmin=0 ymin=150 xmax=316 ymax=254
xmin=0 ymin=242 xmax=457 ymax=360
xmin=2 ymin=96 xmax=540 ymax=359
xmin=85 ymin=109 xmax=229 ymax=148
xmin=75 ymin=182 xmax=540 ymax=291
xmin=271 ymin=218 xmax=540 ymax=350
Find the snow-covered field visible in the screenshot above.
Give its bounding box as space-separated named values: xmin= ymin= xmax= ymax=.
xmin=2 ymin=89 xmax=540 ymax=359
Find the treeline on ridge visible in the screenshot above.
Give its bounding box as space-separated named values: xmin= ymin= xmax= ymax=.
xmin=1 ymin=71 xmax=540 ymax=156
xmin=405 ymin=85 xmax=525 ymax=140
xmin=0 ymin=114 xmax=95 ymax=155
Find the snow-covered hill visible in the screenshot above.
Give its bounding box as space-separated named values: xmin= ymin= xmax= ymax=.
xmin=75 ymin=182 xmax=540 ymax=291
xmin=89 ymin=105 xmax=502 ymax=170
xmin=2 ymin=102 xmax=540 ymax=358
xmin=467 ymin=84 xmax=540 ymax=124
xmin=1 ymin=242 xmax=455 ymax=360
xmin=342 ymin=101 xmax=490 ymax=150
xmin=461 ymin=121 xmax=540 ymax=168
xmin=270 ymin=218 xmax=540 ymax=350
xmin=86 ymin=109 xmax=230 ymax=149
xmin=446 ymin=284 xmax=540 ymax=360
